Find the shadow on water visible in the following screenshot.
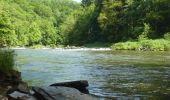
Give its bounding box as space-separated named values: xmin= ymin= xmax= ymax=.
xmin=14 ymin=49 xmax=170 ymax=100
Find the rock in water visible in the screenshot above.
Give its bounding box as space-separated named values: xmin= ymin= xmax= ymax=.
xmin=50 ymin=80 xmax=89 ymax=94
xmin=32 ymin=86 xmax=98 ymax=100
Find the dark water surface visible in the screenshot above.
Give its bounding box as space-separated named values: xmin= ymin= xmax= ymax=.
xmin=15 ymin=49 xmax=170 ymax=100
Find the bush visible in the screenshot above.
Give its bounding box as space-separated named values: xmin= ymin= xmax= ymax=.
xmin=30 ymin=45 xmax=46 ymax=49
xmin=138 ymin=23 xmax=151 ymax=41
xmin=111 ymin=41 xmax=140 ymax=50
xmin=164 ymin=32 xmax=170 ymax=40
xmin=0 ymin=50 xmax=16 ymax=72
xmin=111 ymin=39 xmax=170 ymax=51
xmin=139 ymin=39 xmax=170 ymax=51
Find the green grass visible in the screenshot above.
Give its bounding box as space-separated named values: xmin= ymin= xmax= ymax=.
xmin=111 ymin=39 xmax=170 ymax=51
xmin=0 ymin=49 xmax=16 ymax=72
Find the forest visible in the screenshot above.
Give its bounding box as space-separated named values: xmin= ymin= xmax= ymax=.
xmin=0 ymin=0 xmax=170 ymax=50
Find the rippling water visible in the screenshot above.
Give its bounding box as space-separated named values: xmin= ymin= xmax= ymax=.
xmin=15 ymin=49 xmax=170 ymax=100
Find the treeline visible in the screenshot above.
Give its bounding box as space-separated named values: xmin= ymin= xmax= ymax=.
xmin=0 ymin=0 xmax=170 ymax=47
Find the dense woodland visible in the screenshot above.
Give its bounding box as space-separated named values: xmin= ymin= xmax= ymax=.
xmin=0 ymin=0 xmax=170 ymax=48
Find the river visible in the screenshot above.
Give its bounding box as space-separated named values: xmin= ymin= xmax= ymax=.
xmin=15 ymin=49 xmax=170 ymax=100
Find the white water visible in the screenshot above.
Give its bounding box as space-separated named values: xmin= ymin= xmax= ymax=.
xmin=12 ymin=47 xmax=111 ymax=51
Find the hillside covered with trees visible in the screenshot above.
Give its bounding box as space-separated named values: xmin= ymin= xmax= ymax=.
xmin=0 ymin=0 xmax=79 ymax=47
xmin=0 ymin=0 xmax=170 ymax=50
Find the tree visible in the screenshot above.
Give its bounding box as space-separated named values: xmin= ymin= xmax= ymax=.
xmin=98 ymin=0 xmax=126 ymax=42
xmin=60 ymin=3 xmax=97 ymax=45
xmin=0 ymin=2 xmax=17 ymax=47
xmin=28 ymin=22 xmax=42 ymax=46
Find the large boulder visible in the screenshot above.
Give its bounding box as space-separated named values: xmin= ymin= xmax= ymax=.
xmin=32 ymin=86 xmax=98 ymax=100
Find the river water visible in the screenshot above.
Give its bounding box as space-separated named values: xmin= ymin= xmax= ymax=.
xmin=15 ymin=49 xmax=170 ymax=100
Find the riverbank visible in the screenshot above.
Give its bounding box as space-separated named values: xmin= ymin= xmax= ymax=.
xmin=12 ymin=38 xmax=170 ymax=51
xmin=3 ymin=39 xmax=170 ymax=52
xmin=0 ymin=69 xmax=98 ymax=100
xmin=10 ymin=42 xmax=112 ymax=50
xmin=0 ymin=69 xmax=22 ymax=98
xmin=11 ymin=46 xmax=112 ymax=51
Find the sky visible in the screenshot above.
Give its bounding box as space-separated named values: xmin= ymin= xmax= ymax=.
xmin=73 ymin=0 xmax=81 ymax=2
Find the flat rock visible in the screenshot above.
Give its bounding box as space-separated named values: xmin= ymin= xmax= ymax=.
xmin=33 ymin=86 xmax=98 ymax=100
xmin=8 ymin=91 xmax=37 ymax=100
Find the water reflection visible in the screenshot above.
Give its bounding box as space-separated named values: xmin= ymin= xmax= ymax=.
xmin=15 ymin=49 xmax=170 ymax=100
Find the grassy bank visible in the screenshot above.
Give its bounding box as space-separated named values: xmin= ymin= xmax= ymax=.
xmin=0 ymin=50 xmax=16 ymax=72
xmin=111 ymin=39 xmax=170 ymax=51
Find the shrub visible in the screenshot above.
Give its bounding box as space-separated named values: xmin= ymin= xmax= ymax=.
xmin=0 ymin=49 xmax=16 ymax=72
xmin=111 ymin=41 xmax=140 ymax=50
xmin=139 ymin=39 xmax=170 ymax=51
xmin=164 ymin=32 xmax=170 ymax=40
xmin=138 ymin=23 xmax=151 ymax=41
xmin=30 ymin=45 xmax=46 ymax=49
xmin=111 ymin=39 xmax=170 ymax=51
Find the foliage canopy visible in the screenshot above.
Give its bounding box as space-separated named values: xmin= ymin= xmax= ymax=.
xmin=0 ymin=0 xmax=170 ymax=47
